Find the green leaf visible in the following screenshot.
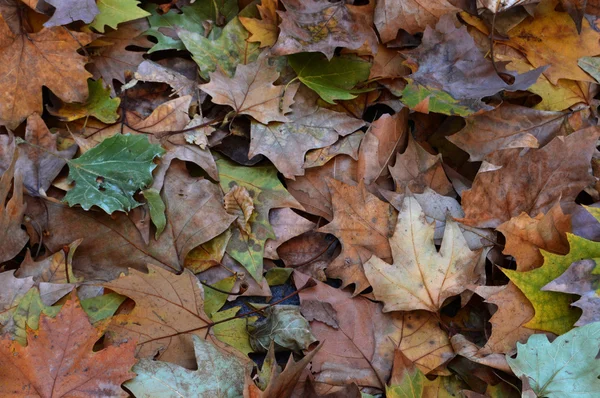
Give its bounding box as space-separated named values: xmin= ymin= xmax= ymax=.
xmin=288 ymin=53 xmax=371 ymax=104
xmin=578 ymin=56 xmax=600 ymax=83
xmin=401 ymin=82 xmax=478 ymax=117
xmin=248 ymin=305 xmax=317 ymax=353
xmin=178 ymin=17 xmax=260 ymax=80
xmin=89 ymin=0 xmax=150 ymax=33
xmin=142 ymin=188 xmax=166 ymax=239
xmin=506 ymin=322 xmax=600 ymax=397
xmin=144 ymin=0 xmax=238 ymax=53
xmin=203 ymin=275 xmax=236 ymax=317
xmin=49 ymin=79 xmax=120 ymax=124
xmin=80 ymin=292 xmax=126 ymax=324
xmin=63 ymin=134 xmax=165 ymax=214
xmin=503 ymin=233 xmax=600 ymax=335
xmin=265 ymin=267 xmax=292 ymax=286
xmin=9 ymin=288 xmax=60 ymax=346
xmin=124 ymin=334 xmax=250 ymax=397
xmin=217 ymin=158 xmax=302 ymax=281
xmin=211 ymin=306 xmax=256 ymax=356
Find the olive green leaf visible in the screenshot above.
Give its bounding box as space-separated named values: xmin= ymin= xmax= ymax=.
xmin=142 ymin=188 xmax=166 ymax=239
xmin=212 ymin=307 xmax=256 ymax=356
xmin=89 ymin=0 xmax=150 ymax=33
xmin=49 ymin=79 xmax=120 ymax=124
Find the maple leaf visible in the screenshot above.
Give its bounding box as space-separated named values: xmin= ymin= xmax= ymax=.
xmin=125 ymin=335 xmax=251 ymax=397
xmin=447 ymin=104 xmax=569 ymax=162
xmin=507 ymin=322 xmax=600 ymax=397
xmin=318 ymin=179 xmax=396 ymax=293
xmin=44 ymin=0 xmax=99 ymax=27
xmin=364 ymin=195 xmax=483 ymax=312
xmin=0 ymin=293 xmax=136 ymax=397
xmin=239 ymin=0 xmax=279 ymax=48
xmin=400 ymin=14 xmax=544 ymax=116
xmin=89 ymin=0 xmax=150 ymax=33
xmin=460 ymin=127 xmax=600 ymax=229
xmin=506 ymin=0 xmax=600 ymax=85
xmin=200 ymin=54 xmax=298 ymax=124
xmin=295 ymin=272 xmax=454 ymax=389
xmin=271 ymin=0 xmax=378 ymax=60
xmin=0 ymin=14 xmax=92 ymax=129
xmin=0 ymin=152 xmax=28 ymax=263
xmin=374 ymin=0 xmax=459 ymax=39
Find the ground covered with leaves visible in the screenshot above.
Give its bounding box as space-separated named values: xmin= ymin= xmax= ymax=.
xmin=1 ymin=0 xmax=600 ymax=396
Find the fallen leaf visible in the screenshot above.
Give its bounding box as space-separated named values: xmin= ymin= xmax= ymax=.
xmin=271 ymin=0 xmax=378 ymax=60
xmin=43 ymin=0 xmax=99 ymax=27
xmin=89 ymin=0 xmax=150 ymax=33
xmin=225 ymin=185 xmax=255 ymax=235
xmin=185 ymin=230 xmax=232 ymax=273
xmin=364 ymin=195 xmax=483 ymax=312
xmin=48 ymin=78 xmax=120 ymax=124
xmin=248 ymin=305 xmax=317 ymax=353
xmin=264 ymin=208 xmax=316 ymax=260
xmin=133 ymin=60 xmax=199 ymax=100
xmin=239 ymin=0 xmax=279 ymax=47
xmin=304 ymin=131 xmax=364 ymax=169
xmin=460 ymin=127 xmax=599 ymax=229
xmin=0 ymin=152 xmax=28 ymax=263
xmin=318 ymin=179 xmax=396 ymax=294
xmin=374 ymin=0 xmax=459 ymax=39
xmin=0 ymin=292 xmax=136 ymax=397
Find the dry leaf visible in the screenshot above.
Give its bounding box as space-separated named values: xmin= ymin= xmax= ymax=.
xmin=0 ymin=151 xmax=28 ymax=263
xmin=225 ymin=185 xmax=255 ymax=235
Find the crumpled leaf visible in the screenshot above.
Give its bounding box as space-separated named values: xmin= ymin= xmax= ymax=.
xmin=63 ymin=133 xmax=165 ymax=214
xmin=239 ymin=0 xmax=279 ymax=48
xmin=134 ymin=60 xmax=199 ymax=100
xmin=506 ymin=0 xmax=600 ymax=85
xmin=0 ymin=14 xmax=92 ymax=129
xmin=506 ymin=322 xmax=600 ymax=398
xmin=48 ymin=78 xmax=120 ymax=124
xmin=401 ymin=15 xmax=544 ymax=116
xmin=460 ymin=127 xmax=600 ymax=229
xmin=304 ymin=131 xmax=364 ymax=169
xmin=264 ymin=208 xmax=316 ymax=260
xmin=374 ymin=0 xmax=459 ymax=39
xmin=0 ymin=152 xmax=28 ymax=263
xmin=543 ymin=259 xmax=600 ymax=326
xmin=447 ymin=104 xmax=568 ymax=162
xmin=318 ymin=179 xmax=396 ymax=294
xmin=89 ymin=0 xmax=150 ymax=33
xmin=271 ymin=0 xmax=378 ymax=60
xmin=200 ymin=54 xmax=298 ymax=124
xmin=44 ymin=0 xmax=99 ymax=27
xmin=225 ymin=185 xmax=255 ymax=235
xmin=124 ymin=335 xmax=251 ymax=398
xmin=0 ymin=292 xmax=137 ymax=397
xmin=288 ymin=53 xmax=372 ymax=104
xmin=364 ymin=195 xmax=483 ymax=312
xmin=248 ymin=305 xmax=317 ymax=353
xmin=217 ymin=158 xmax=302 ymax=281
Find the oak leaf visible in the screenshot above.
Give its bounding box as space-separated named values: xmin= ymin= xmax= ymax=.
xmin=460 ymin=127 xmax=599 ymax=229
xmin=200 ymin=54 xmax=299 ymax=124
xmin=0 ymin=14 xmax=92 ymax=129
xmin=0 ymin=293 xmax=136 ymax=397
xmin=318 ymin=179 xmax=396 ymax=293
xmin=364 ymin=195 xmax=483 ymax=312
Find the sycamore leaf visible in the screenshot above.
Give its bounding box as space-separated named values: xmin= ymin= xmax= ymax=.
xmin=364 ymin=195 xmax=483 ymax=312
xmin=507 ymin=322 xmax=600 ymax=397
xmin=401 ymin=15 xmax=544 ymax=116
xmin=89 ymin=0 xmax=150 ymax=33
xmin=460 ymin=127 xmax=599 ymax=229
xmin=179 ymin=16 xmax=260 ymax=80
xmin=288 ymin=53 xmax=372 ymax=104
xmin=248 ymin=305 xmax=317 ymax=353
xmin=264 ymin=208 xmax=316 ymax=260
xmin=374 ymin=0 xmax=459 ymax=39
xmin=224 ymin=185 xmax=255 ymax=235
xmin=543 ymin=259 xmax=600 ymax=326
xmin=239 ymin=0 xmax=279 ymax=47
xmin=0 ymin=293 xmax=136 ymax=397
xmin=506 ymin=0 xmax=600 ymax=85
xmin=503 ymin=233 xmax=600 ymax=335
xmin=49 ymin=79 xmax=120 ymax=124
xmin=318 ymin=179 xmax=396 ymax=294
xmin=478 ymin=0 xmax=540 ymax=13
xmin=0 ymin=14 xmax=92 ymax=129
xmin=44 ymin=0 xmax=99 ymax=27
xmin=0 ymin=152 xmax=28 ymax=263
xmin=124 ymin=335 xmax=250 ymax=398
xmin=447 ymin=104 xmax=568 ymax=162
xmin=145 ymin=0 xmax=238 ymax=53
xmin=63 ymin=134 xmax=165 ymax=214
xmin=271 ymin=0 xmax=378 ymax=60
xmin=200 ymin=54 xmax=298 ymax=124
xmin=217 ymin=158 xmax=302 ymax=281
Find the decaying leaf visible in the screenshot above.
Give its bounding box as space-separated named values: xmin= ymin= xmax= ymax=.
xmin=248 ymin=305 xmax=317 ymax=353
xmin=375 ymin=0 xmax=459 ymax=39
xmin=225 ymin=185 xmax=255 ymax=235
xmin=0 ymin=151 xmax=28 ymax=263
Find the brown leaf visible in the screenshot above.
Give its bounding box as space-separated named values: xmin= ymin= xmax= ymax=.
xmin=271 ymin=0 xmax=378 ymax=60
xmin=460 ymin=127 xmax=600 ymax=228
xmin=104 ymin=264 xmax=212 ymax=369
xmin=294 ymin=272 xmax=454 ymax=390
xmin=0 ymin=14 xmax=92 ymax=128
xmin=447 ymin=104 xmax=568 ymax=162
xmin=304 ymin=132 xmax=364 ymax=169
xmin=277 ymin=232 xmax=339 ymax=281
xmin=264 ymin=208 xmax=316 ymax=260
xmin=0 ymin=292 xmax=136 ymax=397
xmin=225 ymin=185 xmax=255 ymax=235
xmin=357 ymin=109 xmax=409 ymax=185
xmin=498 ymin=202 xmax=571 ymax=272
xmin=200 ymin=54 xmax=299 ymax=124
xmin=0 ymin=151 xmax=28 ymax=263
xmin=318 ymin=179 xmax=396 ymax=293
xmin=374 ymin=0 xmax=460 ymax=39
xmin=299 ymin=375 xmax=361 ymax=398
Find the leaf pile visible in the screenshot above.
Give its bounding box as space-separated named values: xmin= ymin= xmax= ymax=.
xmin=1 ymin=0 xmax=600 ymax=396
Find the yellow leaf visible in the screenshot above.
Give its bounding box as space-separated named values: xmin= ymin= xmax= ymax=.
xmin=239 ymin=0 xmax=279 ymax=48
